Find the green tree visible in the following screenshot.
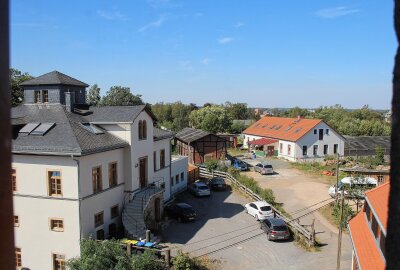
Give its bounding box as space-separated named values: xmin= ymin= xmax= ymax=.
xmin=283 ymin=106 xmax=310 ymax=118
xmin=375 ymin=146 xmax=385 ymax=165
xmin=189 ymin=105 xmax=232 ymax=133
xmin=86 ymin=84 xmax=101 ymax=106
xmin=130 ymin=251 xmax=164 ymax=270
xmin=225 ymin=102 xmax=250 ymax=120
xmin=100 ymin=86 xmax=144 ymax=106
xmin=67 ymin=239 xmax=131 ymax=270
xmin=151 ymin=101 xmax=197 ymax=131
xmin=229 ymin=121 xmax=245 ymax=134
xmin=10 ymin=68 xmax=33 ymax=107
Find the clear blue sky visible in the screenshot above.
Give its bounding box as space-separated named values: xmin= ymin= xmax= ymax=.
xmin=11 ymin=0 xmax=396 ymax=109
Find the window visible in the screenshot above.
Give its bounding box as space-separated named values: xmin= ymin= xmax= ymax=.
xmin=371 ymin=216 xmax=379 ymax=239
xmin=34 ymin=90 xmax=41 ymax=103
xmin=323 ymin=145 xmax=328 ymax=155
xmin=14 ymin=215 xmax=19 ymax=227
xmin=48 ymin=171 xmax=62 ymax=196
xmin=111 ymin=204 xmax=119 ymax=219
xmin=108 ymin=162 xmax=117 ymax=187
xmin=50 ymin=219 xmax=64 ymax=232
xmin=97 ymin=229 xmax=105 ymax=240
xmin=153 ymin=151 xmax=157 ymax=171
xmin=326 ymin=129 xmax=329 ymax=135
xmin=170 ymin=176 xmax=174 ymax=187
xmin=313 ymin=145 xmax=318 ymax=156
xmin=138 ymin=120 xmax=143 ymax=140
xmin=15 ymin=248 xmax=22 ymax=268
xmin=318 ymin=129 xmax=324 ymax=140
xmin=181 ymin=172 xmax=184 ymax=182
xmin=43 ymin=90 xmax=49 ymax=103
xmin=175 ymin=174 xmax=179 ymax=185
xmin=314 ymin=129 xmax=317 ymax=134
xmin=333 ymin=144 xmax=338 ymax=154
xmin=378 ymin=175 xmax=384 ymax=183
xmin=53 ymin=254 xmax=65 ymax=270
xmin=109 ymin=223 xmax=117 ymax=239
xmin=92 ymin=166 xmax=102 ymax=193
xmin=302 ymin=146 xmax=307 ymax=156
xmin=160 ymin=149 xmax=165 ymax=168
xmin=279 ymin=143 xmax=283 ymax=153
xmin=11 ymin=168 xmax=16 ymax=192
xmin=142 ymin=120 xmax=147 ymax=139
xmin=287 ymin=145 xmax=291 ymax=155
xmin=94 ymin=212 xmax=104 ymax=227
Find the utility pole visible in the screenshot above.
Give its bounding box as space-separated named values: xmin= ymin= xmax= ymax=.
xmin=335 ymin=152 xmax=340 ymax=196
xmin=336 ymin=189 xmax=345 ymax=270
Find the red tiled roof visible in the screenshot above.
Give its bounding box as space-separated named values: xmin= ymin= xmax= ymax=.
xmin=365 ymin=182 xmax=390 ymax=231
xmin=348 ymin=210 xmax=385 ymax=270
xmin=248 ymin=138 xmax=278 ymax=146
xmin=243 ymin=116 xmax=322 ymax=142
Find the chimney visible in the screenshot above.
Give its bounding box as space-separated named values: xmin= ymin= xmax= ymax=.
xmin=65 ymin=91 xmax=75 ymax=112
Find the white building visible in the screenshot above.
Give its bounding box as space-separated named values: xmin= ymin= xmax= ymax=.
xmin=11 ymin=71 xmax=187 ymax=270
xmin=242 ymin=116 xmax=345 ymax=161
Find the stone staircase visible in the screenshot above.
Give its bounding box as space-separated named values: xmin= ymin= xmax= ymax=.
xmin=122 ymin=187 xmax=163 ymax=240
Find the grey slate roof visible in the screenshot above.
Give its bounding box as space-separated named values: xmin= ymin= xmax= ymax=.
xmin=20 ymin=71 xmax=89 ymax=87
xmin=175 ymin=127 xmax=211 ymax=143
xmin=344 ymin=136 xmax=391 ymax=151
xmin=11 ymin=104 xmax=153 ymax=155
xmin=153 ymin=127 xmax=174 ymax=141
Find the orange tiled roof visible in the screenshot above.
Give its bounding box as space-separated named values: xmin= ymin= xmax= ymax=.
xmin=349 ymin=210 xmax=385 ymax=270
xmin=365 ymin=182 xmax=390 ymax=231
xmin=243 ymin=116 xmax=322 ymax=142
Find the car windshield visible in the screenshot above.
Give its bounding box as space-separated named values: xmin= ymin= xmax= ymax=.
xmin=273 ymin=225 xmax=288 ymax=231
xmin=260 ymin=206 xmax=271 ymax=211
xmin=213 ymin=178 xmax=225 ymax=184
xmin=198 ymin=186 xmax=209 ymax=190
xmin=264 ymin=165 xmax=273 ymax=168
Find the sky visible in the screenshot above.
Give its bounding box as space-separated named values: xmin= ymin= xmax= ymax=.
xmin=10 ymin=0 xmax=397 ymax=109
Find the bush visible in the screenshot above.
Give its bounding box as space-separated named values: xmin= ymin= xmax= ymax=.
xmin=205 ymin=159 xmax=219 ymax=172
xmin=131 ymin=251 xmax=164 ymax=270
xmin=332 ymin=202 xmax=354 ymax=228
xmin=172 ymin=251 xmax=207 ymax=270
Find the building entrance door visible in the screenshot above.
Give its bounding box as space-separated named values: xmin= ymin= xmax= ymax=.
xmin=267 ymin=146 xmax=275 ymax=156
xmin=139 ymin=157 xmax=147 ymax=188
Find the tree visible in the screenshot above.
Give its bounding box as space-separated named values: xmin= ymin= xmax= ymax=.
xmin=225 ymin=102 xmax=250 ymax=120
xmin=86 ymin=84 xmax=101 ymax=106
xmin=151 ymin=101 xmax=197 ymax=131
xmin=189 ymin=105 xmax=232 ymax=133
xmin=67 ymin=239 xmax=131 ymax=270
xmin=10 ymin=68 xmax=33 ymax=107
xmin=374 ymin=146 xmax=385 ymax=165
xmin=284 ymin=106 xmax=310 ymax=118
xmin=229 ymin=121 xmax=245 ymax=134
xmin=100 ymin=86 xmax=144 ymax=106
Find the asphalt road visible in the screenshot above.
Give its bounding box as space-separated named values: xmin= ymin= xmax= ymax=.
xmin=163 ymin=188 xmax=347 ymax=270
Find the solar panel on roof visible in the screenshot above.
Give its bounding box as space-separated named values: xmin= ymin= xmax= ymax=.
xmin=19 ymin=123 xmax=40 ymax=134
xmin=30 ymin=123 xmax=55 ymax=136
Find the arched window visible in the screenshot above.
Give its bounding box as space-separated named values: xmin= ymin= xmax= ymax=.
xmin=138 ymin=120 xmax=143 ymax=140
xmin=142 ymin=120 xmax=147 ymax=139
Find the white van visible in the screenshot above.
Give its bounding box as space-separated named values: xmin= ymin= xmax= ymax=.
xmin=328 ymin=176 xmax=378 ymax=198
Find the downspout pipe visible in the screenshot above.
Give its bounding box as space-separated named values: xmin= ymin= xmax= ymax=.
xmin=71 ymin=154 xmax=82 ymax=242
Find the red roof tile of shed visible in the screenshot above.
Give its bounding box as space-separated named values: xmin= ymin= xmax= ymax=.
xmin=248 ymin=138 xmax=278 ymax=146
xmin=243 ymin=116 xmax=322 ymax=142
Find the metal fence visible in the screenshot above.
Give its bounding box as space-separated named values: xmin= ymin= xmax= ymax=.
xmin=199 ymin=167 xmax=315 ymax=246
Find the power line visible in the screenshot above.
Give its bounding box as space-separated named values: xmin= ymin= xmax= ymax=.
xmin=287 ymin=197 xmax=335 ymax=216
xmin=289 ymin=199 xmax=335 ymax=222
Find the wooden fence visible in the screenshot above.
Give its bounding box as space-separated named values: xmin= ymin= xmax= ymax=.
xmin=199 ymin=167 xmax=316 ymax=246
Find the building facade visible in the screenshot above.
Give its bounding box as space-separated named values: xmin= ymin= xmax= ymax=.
xmin=242 ymin=116 xmax=345 ymax=161
xmin=12 ymin=71 xmax=187 ymax=270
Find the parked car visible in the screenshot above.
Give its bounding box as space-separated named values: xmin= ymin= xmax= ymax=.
xmin=254 ymin=162 xmax=274 ymax=175
xmin=260 ymin=217 xmax=290 ymax=241
xmin=188 ymin=181 xmax=211 ymax=197
xmin=209 ymin=177 xmax=227 ymax=191
xmin=233 ymin=159 xmax=248 ymax=171
xmin=244 ymin=201 xmax=274 ymax=220
xmin=165 ymin=203 xmax=196 ymax=222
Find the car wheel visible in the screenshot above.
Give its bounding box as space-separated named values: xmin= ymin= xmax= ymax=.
xmin=267 ymin=232 xmax=272 ymax=241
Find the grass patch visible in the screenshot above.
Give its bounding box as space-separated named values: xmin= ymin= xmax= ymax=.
xmin=319 ymin=201 xmax=355 ymax=229
xmin=291 ymin=162 xmax=346 ymax=185
xmin=227 ymin=147 xmax=248 ymax=157
xmin=318 ymin=203 xmax=338 ymax=227
xmin=293 ymin=232 xmax=321 ymax=252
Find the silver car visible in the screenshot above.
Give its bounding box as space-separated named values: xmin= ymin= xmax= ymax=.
xmin=254 ymin=162 xmax=274 ymax=175
xmin=188 ymin=182 xmax=211 ymax=197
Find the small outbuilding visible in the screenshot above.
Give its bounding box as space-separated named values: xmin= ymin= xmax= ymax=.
xmin=175 ymin=127 xmax=228 ymax=164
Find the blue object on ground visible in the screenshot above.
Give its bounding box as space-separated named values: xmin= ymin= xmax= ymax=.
xmin=135 ymin=241 xmax=145 ymax=247
xmin=144 ymin=242 xmax=154 ymax=248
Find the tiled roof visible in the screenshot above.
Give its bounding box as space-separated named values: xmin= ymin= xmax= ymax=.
xmin=175 ymin=127 xmax=211 ymax=143
xmin=365 ymin=182 xmax=390 ymax=231
xmin=248 ymin=138 xmax=278 ymax=146
xmin=348 ymin=210 xmax=385 ymax=270
xmin=20 ymin=71 xmax=89 ymax=87
xmin=243 ymin=116 xmax=322 ymax=142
